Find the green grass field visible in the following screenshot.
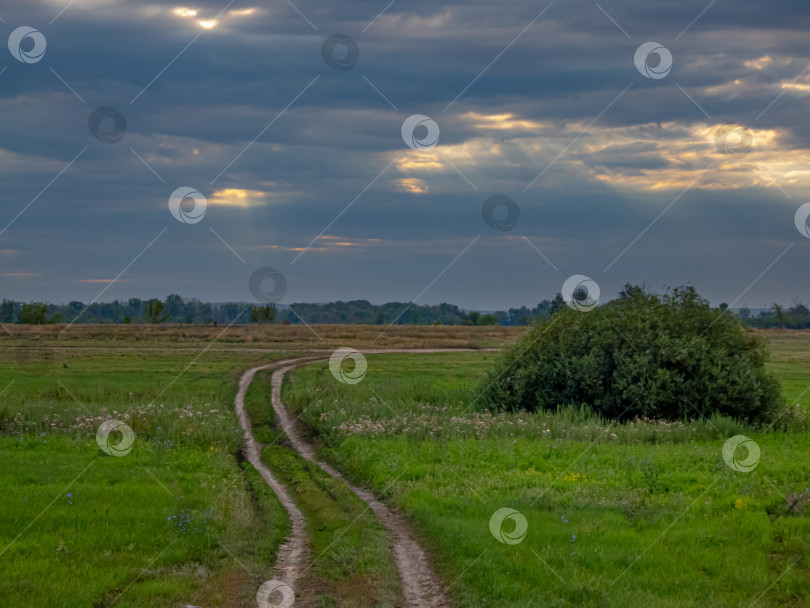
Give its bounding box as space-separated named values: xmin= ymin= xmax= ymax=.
xmin=0 ymin=327 xmax=808 ymax=607
xmin=281 ymin=338 xmax=810 ymax=608
xmin=761 ymin=330 xmax=810 ymax=411
xmin=0 ymin=347 xmax=293 ymax=608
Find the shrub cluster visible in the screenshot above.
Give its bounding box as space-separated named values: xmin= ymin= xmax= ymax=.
xmin=482 ymin=286 xmax=783 ymax=422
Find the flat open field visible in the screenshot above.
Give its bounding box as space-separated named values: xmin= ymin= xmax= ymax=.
xmin=0 ymin=323 xmax=521 ymax=350
xmin=0 ymin=325 xmax=808 ymax=607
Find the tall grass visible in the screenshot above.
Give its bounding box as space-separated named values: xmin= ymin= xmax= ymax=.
xmin=0 ymin=347 xmax=290 ymax=608
xmin=286 ymin=354 xmax=806 ymax=448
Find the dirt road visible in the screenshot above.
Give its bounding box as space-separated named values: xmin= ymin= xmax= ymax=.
xmin=235 ymin=351 xmax=480 ymax=607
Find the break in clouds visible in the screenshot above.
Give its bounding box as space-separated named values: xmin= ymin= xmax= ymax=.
xmin=1 ymin=0 xmax=810 ymax=309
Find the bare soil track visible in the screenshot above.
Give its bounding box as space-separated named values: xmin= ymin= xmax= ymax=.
xmin=235 ymin=351 xmax=479 ymax=607
xmin=234 ymin=357 xmax=321 ymax=590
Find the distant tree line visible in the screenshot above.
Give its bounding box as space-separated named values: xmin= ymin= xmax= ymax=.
xmin=0 ymin=296 xmax=259 ymax=326
xmin=3 ymin=294 xmax=808 ymax=328
xmin=280 ymin=299 xmax=562 ymax=326
xmin=0 ymin=294 xmax=565 ymax=326
xmin=738 ymin=302 xmax=810 ymax=329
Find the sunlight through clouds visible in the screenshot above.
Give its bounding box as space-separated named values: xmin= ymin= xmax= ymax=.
xmin=461 ymin=112 xmax=548 ymax=132
xmin=208 ymin=188 xmax=269 ymax=207
xmin=172 ymin=7 xmax=198 ymax=18
xmin=172 ymin=5 xmax=258 ymax=29
xmin=393 ymin=178 xmax=429 ymax=194
xmin=3 ymin=0 xmax=810 ymax=307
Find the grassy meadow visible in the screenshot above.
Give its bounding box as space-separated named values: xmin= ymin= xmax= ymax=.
xmin=281 ymin=333 xmax=810 ymax=608
xmin=0 ymin=344 xmax=295 ymax=608
xmin=0 ymin=325 xmax=808 ymax=607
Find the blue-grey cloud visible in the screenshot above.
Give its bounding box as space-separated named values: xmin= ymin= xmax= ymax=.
xmin=1 ymin=0 xmax=809 ymax=309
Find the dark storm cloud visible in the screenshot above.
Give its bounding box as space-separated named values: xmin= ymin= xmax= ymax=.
xmin=1 ymin=0 xmax=809 ymax=308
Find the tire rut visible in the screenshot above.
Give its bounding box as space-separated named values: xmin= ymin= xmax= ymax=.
xmin=234 ymin=358 xmax=324 ymax=590
xmin=238 ymin=350 xmax=485 ymax=607
xmin=269 ymin=349 xmax=482 ymax=608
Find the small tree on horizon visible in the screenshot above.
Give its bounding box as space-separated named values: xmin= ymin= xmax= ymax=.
xmin=773 ymin=303 xmax=786 ymax=329
xmin=17 ymin=302 xmax=60 ymax=324
xmin=251 ymin=304 xmax=277 ymax=324
xmin=145 ymin=299 xmax=169 ymax=324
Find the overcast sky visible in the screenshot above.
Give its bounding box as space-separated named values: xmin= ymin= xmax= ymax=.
xmin=1 ymin=0 xmax=809 ymax=309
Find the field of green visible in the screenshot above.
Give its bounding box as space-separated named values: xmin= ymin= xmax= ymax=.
xmin=0 ymin=347 xmax=293 ymax=608
xmin=0 ymin=327 xmax=808 ymax=607
xmin=282 ymin=334 xmax=810 ymax=608
xmin=762 ymin=330 xmax=810 ymax=411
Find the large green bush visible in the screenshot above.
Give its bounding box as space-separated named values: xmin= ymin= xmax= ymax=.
xmin=482 ymin=286 xmax=783 ymax=422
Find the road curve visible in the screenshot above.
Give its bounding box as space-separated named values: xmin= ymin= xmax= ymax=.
xmin=238 ymin=350 xmax=489 ymax=606
xmin=234 ymin=357 xmax=323 ymax=590
xmin=270 ymin=349 xmax=487 ymax=608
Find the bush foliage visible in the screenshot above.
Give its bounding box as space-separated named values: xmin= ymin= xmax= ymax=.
xmin=482 ymin=286 xmax=783 ymax=422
